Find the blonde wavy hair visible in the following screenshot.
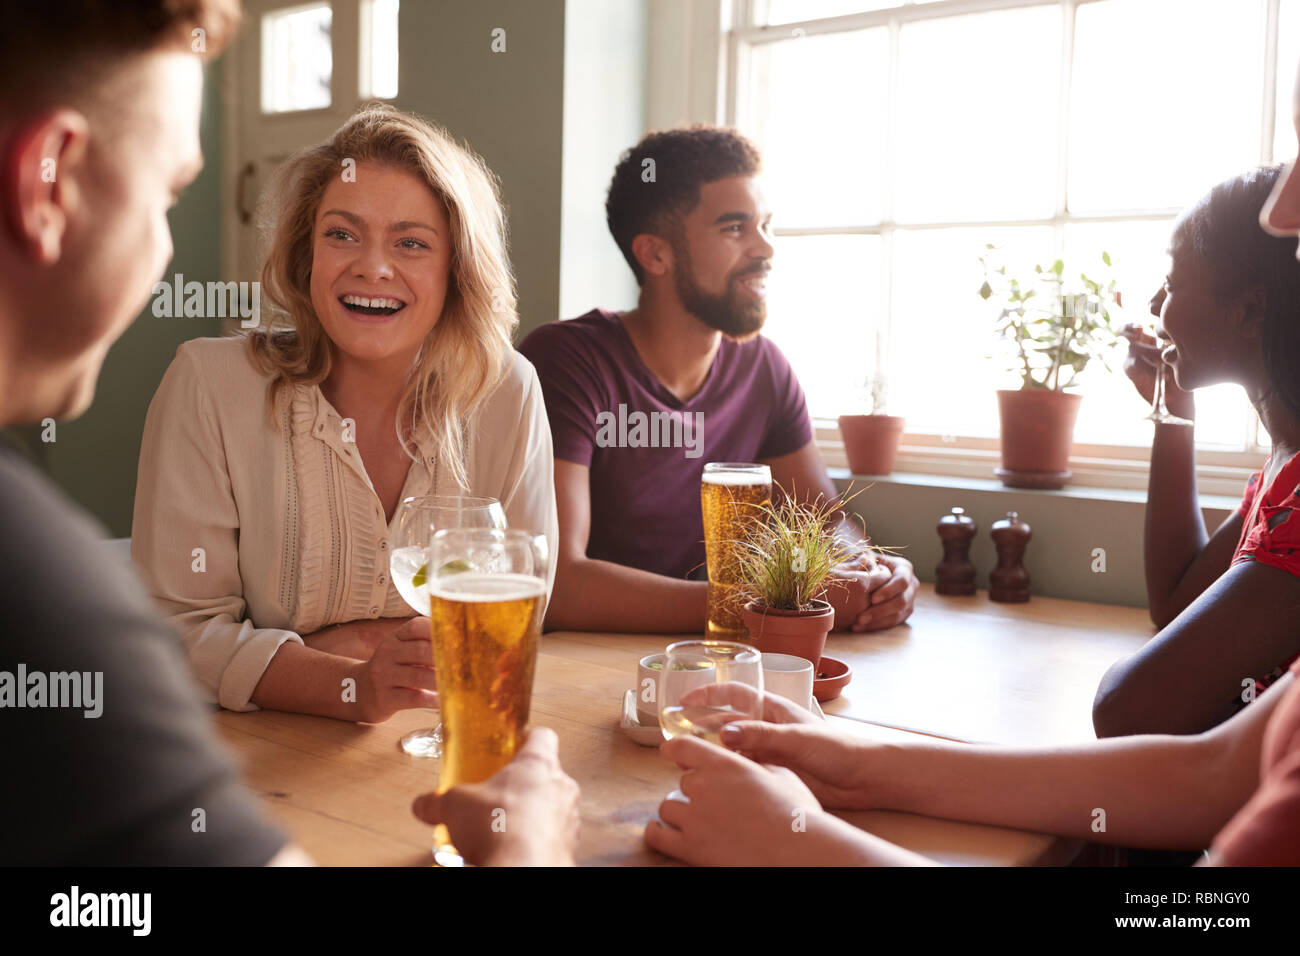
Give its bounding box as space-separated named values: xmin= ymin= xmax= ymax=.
xmin=247 ymin=103 xmax=518 ymax=490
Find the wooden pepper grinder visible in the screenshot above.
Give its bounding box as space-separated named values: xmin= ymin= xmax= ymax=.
xmin=990 ymin=511 xmax=1031 ymax=603
xmin=935 ymin=507 xmax=977 ymax=595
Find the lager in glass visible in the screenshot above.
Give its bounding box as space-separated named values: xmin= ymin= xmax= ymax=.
xmin=426 ymin=528 xmax=548 ymax=866
xmin=701 ymin=462 xmax=771 ymax=637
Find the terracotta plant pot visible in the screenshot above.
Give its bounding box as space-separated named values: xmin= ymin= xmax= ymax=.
xmin=741 ymin=599 xmax=835 ymax=672
xmin=995 ymin=389 xmax=1082 ymax=490
xmin=838 ymin=414 xmax=905 ymax=476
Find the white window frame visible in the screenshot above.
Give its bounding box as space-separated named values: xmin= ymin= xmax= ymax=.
xmin=652 ymin=0 xmax=1284 ymax=495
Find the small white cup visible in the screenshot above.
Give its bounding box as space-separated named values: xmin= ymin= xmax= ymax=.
xmin=635 ymin=654 xmax=667 ymax=726
xmin=636 ymin=651 xmax=719 ymax=728
xmin=761 ymin=653 xmax=815 ymax=712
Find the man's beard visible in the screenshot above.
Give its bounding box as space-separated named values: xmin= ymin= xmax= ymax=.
xmin=671 ymin=236 xmax=768 ymax=341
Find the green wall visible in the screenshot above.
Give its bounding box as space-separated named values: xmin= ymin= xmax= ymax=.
xmin=397 ymin=0 xmax=566 ymax=341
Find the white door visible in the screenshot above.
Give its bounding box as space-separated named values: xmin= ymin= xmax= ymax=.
xmin=221 ymin=0 xmax=400 ymax=307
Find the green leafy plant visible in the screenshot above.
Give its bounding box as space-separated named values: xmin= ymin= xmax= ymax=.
xmin=978 ymin=244 xmax=1122 ymax=391
xmin=734 ymin=486 xmax=881 ymax=612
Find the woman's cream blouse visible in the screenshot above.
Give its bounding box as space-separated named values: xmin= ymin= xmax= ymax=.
xmin=131 ymin=336 xmax=558 ymax=712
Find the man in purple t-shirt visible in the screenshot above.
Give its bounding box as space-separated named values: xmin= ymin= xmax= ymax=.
xmin=519 ymin=126 xmax=918 ymax=634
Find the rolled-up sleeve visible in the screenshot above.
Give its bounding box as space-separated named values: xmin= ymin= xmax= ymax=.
xmin=131 ymin=344 xmax=302 ymax=712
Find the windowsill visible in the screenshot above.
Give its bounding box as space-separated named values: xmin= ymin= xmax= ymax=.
xmin=814 ymin=422 xmax=1264 ymax=500
xmin=827 ymin=466 xmax=1242 ymax=514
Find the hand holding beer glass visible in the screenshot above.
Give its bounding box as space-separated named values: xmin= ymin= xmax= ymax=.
xmin=701 ymin=462 xmax=772 ymax=637
xmin=426 ymin=527 xmax=548 ymax=866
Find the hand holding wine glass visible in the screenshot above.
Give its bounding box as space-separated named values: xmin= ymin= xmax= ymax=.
xmin=389 ymin=495 xmax=507 ymax=757
xmin=647 ymin=732 xmax=827 ymax=866
xmin=659 ymin=641 xmax=764 ymax=745
xmin=1121 ymin=323 xmax=1194 ymax=425
xmin=352 ymin=616 xmax=438 ymax=723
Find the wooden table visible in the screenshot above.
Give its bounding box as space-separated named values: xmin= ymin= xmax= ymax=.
xmin=815 ymin=584 xmax=1155 ymax=745
xmin=214 ymin=585 xmax=1145 ymax=866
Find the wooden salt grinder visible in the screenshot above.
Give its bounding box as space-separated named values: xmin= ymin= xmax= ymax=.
xmin=990 ymin=511 xmax=1031 ymax=603
xmin=935 ymin=507 xmax=977 ymax=595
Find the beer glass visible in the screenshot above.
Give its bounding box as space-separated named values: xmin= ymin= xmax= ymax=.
xmin=427 ymin=527 xmax=549 ymax=867
xmin=388 ymin=495 xmax=507 ymax=758
xmin=659 ymin=640 xmax=764 ymax=744
xmin=701 ymin=462 xmax=772 ymax=637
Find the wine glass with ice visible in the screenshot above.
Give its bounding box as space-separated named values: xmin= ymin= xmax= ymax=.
xmin=389 ymin=495 xmax=507 ymax=757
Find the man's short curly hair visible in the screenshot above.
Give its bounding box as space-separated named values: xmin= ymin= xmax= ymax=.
xmin=606 ymin=126 xmax=762 ymax=284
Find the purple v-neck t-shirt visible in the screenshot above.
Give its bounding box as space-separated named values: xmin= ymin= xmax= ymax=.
xmin=518 ymin=309 xmax=812 ymax=579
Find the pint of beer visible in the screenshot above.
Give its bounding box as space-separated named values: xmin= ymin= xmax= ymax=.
xmin=701 ymin=462 xmax=772 ymax=637
xmin=426 ymin=528 xmax=549 ymax=867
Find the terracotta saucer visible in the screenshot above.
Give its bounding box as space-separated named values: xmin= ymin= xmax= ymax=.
xmin=813 ymin=656 xmax=852 ymax=703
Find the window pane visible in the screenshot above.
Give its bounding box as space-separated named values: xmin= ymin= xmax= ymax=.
xmin=890 ymin=226 xmax=1054 ymax=437
xmin=361 ymin=0 xmax=399 ymax=100
xmin=894 ymin=6 xmax=1060 ymax=223
xmin=747 ymin=30 xmax=889 ymax=227
xmin=1064 ymin=219 xmax=1175 ymax=446
xmin=1063 ymin=220 xmax=1256 ymax=448
xmin=1273 ymin=0 xmax=1300 ymax=163
xmin=764 ymin=235 xmax=883 ymax=418
xmin=760 ymin=0 xmax=902 ymax=25
xmin=1069 ymin=0 xmax=1264 ymax=213
xmin=261 ymin=3 xmax=333 ymax=114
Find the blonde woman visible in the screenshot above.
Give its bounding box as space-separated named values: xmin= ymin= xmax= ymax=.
xmin=131 ymin=104 xmax=558 ymax=722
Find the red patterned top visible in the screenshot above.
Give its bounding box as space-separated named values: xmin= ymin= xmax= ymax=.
xmin=1232 ymin=450 xmax=1300 ymax=691
xmin=1210 ymin=659 xmax=1300 ymax=865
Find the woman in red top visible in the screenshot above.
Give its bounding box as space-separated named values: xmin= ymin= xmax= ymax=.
xmin=1092 ymin=164 xmax=1300 ymax=738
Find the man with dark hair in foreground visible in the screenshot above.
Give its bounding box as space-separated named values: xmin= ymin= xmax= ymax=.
xmin=0 ymin=0 xmax=576 ymax=867
xmin=0 ymin=0 xmax=301 ymax=866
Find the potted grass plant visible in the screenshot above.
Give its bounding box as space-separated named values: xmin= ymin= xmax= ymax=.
xmin=737 ymin=489 xmax=879 ymax=671
xmin=978 ymin=245 xmax=1121 ymax=489
xmin=837 ymin=369 xmax=905 ymax=476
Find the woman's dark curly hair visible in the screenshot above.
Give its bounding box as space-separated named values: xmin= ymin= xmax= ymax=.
xmin=605 ymin=126 xmax=762 ymax=284
xmin=1183 ymin=164 xmax=1300 ymax=420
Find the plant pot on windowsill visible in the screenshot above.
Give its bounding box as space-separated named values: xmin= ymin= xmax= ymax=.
xmin=977 ymin=246 xmax=1122 ymax=492
xmin=838 ymin=414 xmax=905 ymax=476
xmin=995 ymin=388 xmax=1082 ymax=490
xmin=742 ymin=599 xmax=834 ymax=672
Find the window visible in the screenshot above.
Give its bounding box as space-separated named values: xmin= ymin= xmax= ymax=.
xmin=360 ymin=0 xmax=400 ymax=100
xmin=261 ymin=2 xmax=333 ymax=113
xmin=730 ymin=0 xmax=1294 ymax=477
